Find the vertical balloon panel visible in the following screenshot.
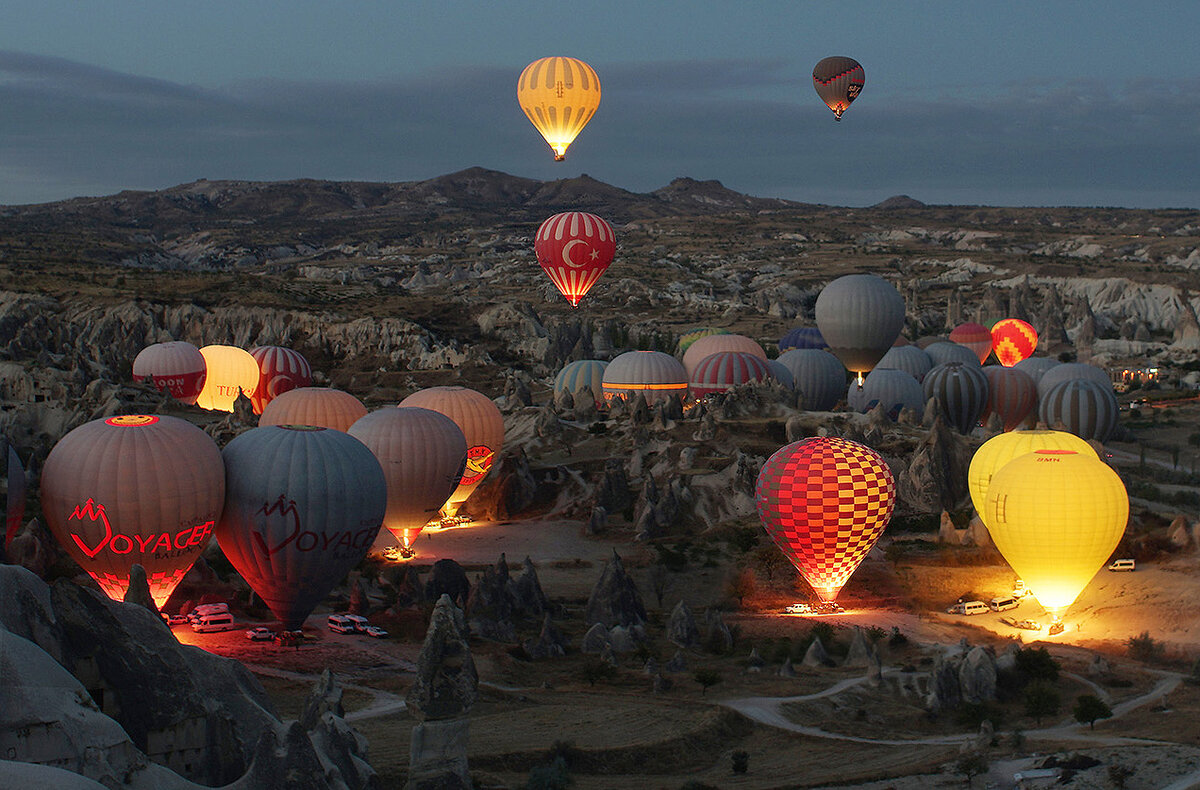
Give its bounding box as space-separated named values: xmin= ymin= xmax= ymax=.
xmin=517 ymin=57 xmax=601 ymax=160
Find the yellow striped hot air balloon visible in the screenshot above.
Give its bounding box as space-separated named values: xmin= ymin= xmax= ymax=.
xmin=517 ymin=57 xmax=601 ymax=161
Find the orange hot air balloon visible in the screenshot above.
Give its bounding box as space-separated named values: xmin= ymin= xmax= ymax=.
xmin=535 ymin=212 xmax=616 ymax=307
xmin=40 ymin=415 xmax=224 ymax=608
xmin=755 ymin=437 xmax=895 ymax=602
xmin=216 ymin=425 xmax=386 ymax=630
xmin=813 ymin=56 xmax=865 ymax=120
xmin=399 ymin=387 xmax=505 ymax=519
xmin=249 ymin=346 xmax=312 ymax=415
xmin=517 ymin=56 xmax=601 ymax=161
xmin=990 ymin=319 xmax=1038 ymax=367
xmin=196 ymin=345 xmax=259 ymax=412
xmin=132 ymin=341 xmax=207 ymax=405
xmin=259 ymin=387 xmax=367 ymax=433
xmin=949 ymin=322 xmax=993 ymax=365
xmin=348 ymin=407 xmax=468 ymax=552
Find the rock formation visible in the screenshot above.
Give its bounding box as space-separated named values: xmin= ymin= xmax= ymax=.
xmin=584 ymin=550 xmax=646 ymax=628
xmin=667 ymin=600 xmax=700 ymax=648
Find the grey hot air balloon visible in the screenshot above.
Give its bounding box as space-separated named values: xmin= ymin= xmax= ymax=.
xmin=1036 ymin=362 xmax=1112 ymax=400
xmin=877 ymin=345 xmax=934 ymax=383
xmin=776 ymin=349 xmax=846 ymax=411
xmin=855 ymin=368 xmax=924 ymax=419
xmin=1013 ymin=356 xmax=1061 ymax=387
xmin=924 ymin=362 xmax=990 ymax=434
xmin=1039 ymin=378 xmax=1119 ymax=443
xmin=815 ymin=274 xmax=906 ymax=382
xmin=924 ymin=341 xmax=981 ymax=368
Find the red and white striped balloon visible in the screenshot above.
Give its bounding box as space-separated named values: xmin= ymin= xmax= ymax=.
xmin=250 ymin=346 xmax=313 ymax=415
xmin=534 ymin=212 xmax=616 ymax=307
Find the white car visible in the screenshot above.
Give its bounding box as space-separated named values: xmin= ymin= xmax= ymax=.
xmin=363 ymin=625 xmax=389 ymax=639
xmin=245 ymin=627 xmax=275 ymax=641
xmin=783 ymin=603 xmax=813 ymax=615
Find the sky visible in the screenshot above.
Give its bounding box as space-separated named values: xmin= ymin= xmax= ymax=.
xmin=0 ymin=1 xmax=1197 ymax=208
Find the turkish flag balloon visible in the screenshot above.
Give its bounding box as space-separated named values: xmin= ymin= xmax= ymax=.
xmin=534 ymin=212 xmax=616 ymax=307
xmin=249 ymin=346 xmax=312 ymax=415
xmin=991 ymin=319 xmax=1039 ymax=367
xmin=40 ymin=415 xmax=225 ymax=608
xmin=756 ymin=437 xmax=894 ymax=602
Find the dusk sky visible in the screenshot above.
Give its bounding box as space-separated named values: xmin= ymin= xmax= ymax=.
xmin=0 ymin=1 xmax=1197 ymax=208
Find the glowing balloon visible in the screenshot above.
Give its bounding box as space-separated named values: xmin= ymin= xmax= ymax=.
xmin=216 ymin=425 xmax=386 ymax=629
xmin=260 ymin=387 xmax=367 ymax=433
xmin=249 ymin=346 xmax=312 ymax=415
xmin=535 ymin=212 xmax=615 ymax=307
xmin=517 ymin=56 xmax=601 ymax=161
xmin=348 ymin=407 xmax=467 ymax=551
xmin=602 ymin=350 xmax=689 ymax=404
xmin=815 ymin=274 xmax=906 ymax=381
xmin=756 ymin=437 xmax=894 ymax=601
xmin=40 ymin=415 xmax=224 ymax=607
xmin=990 ymin=319 xmax=1038 ymax=367
xmin=968 ymin=429 xmax=1095 ymax=521
xmin=682 ymin=334 xmax=766 ymax=377
xmin=981 ymin=366 xmax=1038 ymax=431
xmin=196 ymin=345 xmax=259 ymax=412
xmin=949 ymin=322 xmax=993 ymax=365
xmin=984 ymin=449 xmax=1127 ymax=615
xmin=132 ymin=341 xmax=206 ymax=405
xmin=554 ymin=360 xmax=608 ymax=408
xmin=690 ymin=351 xmax=774 ymax=397
xmin=399 ymin=387 xmax=505 ymax=519
xmin=813 ymin=56 xmax=865 ymax=120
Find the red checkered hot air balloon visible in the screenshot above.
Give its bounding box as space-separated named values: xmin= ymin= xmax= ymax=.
xmin=534 ymin=212 xmax=616 ymax=307
xmin=755 ymin=437 xmax=895 ymax=602
xmin=991 ymin=319 xmax=1039 ymax=367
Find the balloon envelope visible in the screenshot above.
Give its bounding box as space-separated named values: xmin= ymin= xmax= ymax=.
xmin=535 ymin=212 xmax=615 ymax=307
xmin=815 ymin=274 xmax=906 ymax=378
xmin=985 ymin=449 xmax=1127 ymax=615
xmin=517 ymin=56 xmax=601 ymax=160
xmin=776 ymin=349 xmax=845 ymax=411
xmin=682 ymin=334 xmax=766 ymax=377
xmin=250 ymin=346 xmax=313 ymax=415
xmin=778 ymin=327 xmax=826 ymax=352
xmin=216 ymin=425 xmax=386 ymax=629
xmin=40 ymin=415 xmax=224 ymax=607
xmin=260 ymin=387 xmax=367 ymax=433
xmin=1036 ymin=362 xmax=1112 ymax=400
xmin=689 ymin=351 xmax=774 ymax=397
xmin=949 ymin=322 xmax=993 ymax=364
xmin=756 ymin=437 xmax=894 ymax=601
xmin=924 ymin=341 xmax=981 ymax=368
xmin=133 ymin=341 xmax=206 ymax=405
xmin=857 ymin=368 xmax=924 ymax=419
xmin=923 ymin=362 xmax=989 ymax=433
xmin=812 ymin=56 xmax=865 ymax=120
xmin=554 ymin=360 xmax=608 ymax=408
xmin=196 ymin=345 xmax=259 ymax=412
xmin=676 ymin=328 xmax=728 ymax=355
xmin=602 ymin=351 xmax=688 ymax=404
xmin=1013 ymin=357 xmax=1060 ymax=387
xmin=1039 ymin=378 xmax=1119 ymax=443
xmin=982 ymin=366 xmax=1037 ymax=431
xmin=968 ymin=429 xmax=1095 ymax=522
xmin=877 ymin=345 xmax=934 ymax=383
xmin=991 ymin=319 xmax=1038 ymax=367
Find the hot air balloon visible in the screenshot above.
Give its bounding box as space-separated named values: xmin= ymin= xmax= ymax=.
xmin=981 ymin=367 xmax=1038 ymax=431
xmin=924 ymin=341 xmax=981 ymax=368
xmin=815 ymin=274 xmax=906 ymax=384
xmin=216 ymin=425 xmax=386 ymax=630
xmin=923 ymin=362 xmax=989 ymax=433
xmin=554 ymin=360 xmax=608 ymax=409
xmin=778 ymin=327 xmax=827 ymax=353
xmin=776 ymin=349 xmax=845 ymax=411
xmin=991 ymin=319 xmax=1038 ymax=367
xmin=967 ymin=429 xmax=1095 ymax=521
xmin=756 ymin=437 xmax=894 ymax=601
xmin=984 ymin=449 xmax=1127 ymax=617
xmin=812 ymin=56 xmax=865 ymax=120
xmin=602 ymin=350 xmax=688 ymax=404
xmin=682 ymin=334 xmax=767 ymax=377
xmin=949 ymin=322 xmax=993 ymax=365
xmin=1039 ymin=378 xmax=1119 ymax=443
xmin=877 ymin=345 xmax=934 ymax=383
xmin=535 ymin=211 xmax=615 ymax=307
xmin=399 ymin=386 xmax=505 ymax=519
xmin=767 ymin=360 xmax=795 ymax=390
xmin=1013 ymin=356 xmax=1061 ymax=387
xmin=196 ymin=345 xmax=259 ymax=412
xmin=676 ymin=327 xmax=728 ymax=355
xmin=517 ymin=56 xmax=601 ymax=161
xmin=689 ymin=351 xmax=774 ymax=398
xmin=40 ymin=415 xmax=224 ymax=607
xmin=133 ymin=341 xmax=207 ymax=405
xmin=1035 ymin=362 xmax=1112 ymax=400
xmin=259 ymin=387 xmax=367 ymax=433
xmin=249 ymin=346 xmax=313 ymax=415
xmin=855 ymin=368 xmax=925 ymax=419
xmin=348 ymin=407 xmax=467 ymax=554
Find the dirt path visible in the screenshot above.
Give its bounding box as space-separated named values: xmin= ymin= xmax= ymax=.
xmin=246 ymin=662 xmax=408 ymax=722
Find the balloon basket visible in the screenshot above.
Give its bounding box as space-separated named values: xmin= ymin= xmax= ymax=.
xmin=429 ymin=515 xmax=472 ymax=531
xmin=382 ymin=546 xmax=417 ymax=562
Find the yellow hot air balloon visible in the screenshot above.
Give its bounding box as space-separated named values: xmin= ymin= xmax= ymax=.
xmin=984 ymin=450 xmax=1128 ymax=617
xmin=967 ymin=430 xmax=1095 ymax=521
xmin=517 ymin=57 xmax=601 ymax=161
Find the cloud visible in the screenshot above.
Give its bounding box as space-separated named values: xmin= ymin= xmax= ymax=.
xmin=0 ymin=50 xmax=1195 ymax=208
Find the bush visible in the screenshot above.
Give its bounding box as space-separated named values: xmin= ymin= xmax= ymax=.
xmin=955 ymin=701 xmax=1006 ymax=729
xmin=1073 ymin=695 xmax=1113 ymax=729
xmin=582 ymin=659 xmax=617 ymax=687
xmin=526 ymin=756 xmax=572 ymax=790
xmin=888 ymin=627 xmax=909 ymax=648
xmin=730 ymin=750 xmax=749 ymax=774
xmin=1024 ymin=680 xmax=1061 ymax=725
xmin=1014 ymin=647 xmax=1060 ymax=682
xmin=694 ymin=668 xmax=723 ymax=696
xmin=1126 ymin=631 xmax=1164 ymax=662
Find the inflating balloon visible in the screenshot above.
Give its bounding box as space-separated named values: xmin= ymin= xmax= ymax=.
xmin=535 ymin=212 xmax=615 ymax=307
xmin=682 ymin=334 xmax=767 ymax=377
xmin=948 ymin=322 xmax=993 ymax=365
xmin=133 ymin=341 xmax=206 ymax=405
xmin=776 ymin=349 xmax=845 ymax=411
xmin=778 ymin=327 xmax=826 ymax=352
xmin=1039 ymin=378 xmax=1119 ymax=443
xmin=249 ymin=346 xmax=312 ymax=415
xmin=260 ymin=387 xmax=367 ymax=433
xmin=756 ymin=437 xmax=894 ymax=601
xmin=196 ymin=345 xmax=259 ymax=412
xmin=517 ymin=56 xmax=601 ymax=161
xmin=689 ymin=351 xmax=774 ymax=397
xmin=968 ymin=429 xmax=1095 ymax=523
xmin=815 ymin=274 xmax=905 ymax=383
xmin=923 ymin=361 xmax=989 ymax=433
xmin=676 ymin=328 xmax=728 ymax=355
xmin=554 ymin=360 xmax=609 ymax=408
xmin=602 ymin=351 xmax=689 ymax=404
xmin=990 ymin=319 xmax=1038 ymax=367
xmin=813 ymin=56 xmax=865 ymax=120
xmin=981 ymin=366 xmax=1037 ymax=431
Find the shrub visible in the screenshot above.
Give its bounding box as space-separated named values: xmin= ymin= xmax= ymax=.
xmin=730 ymin=750 xmax=749 ymax=774
xmin=1073 ymin=695 xmax=1113 ymax=729
xmin=1024 ymin=680 xmax=1061 ymax=725
xmin=888 ymin=627 xmax=909 ymax=648
xmin=694 ymin=668 xmax=723 ymax=696
xmin=1014 ymin=647 xmax=1060 ymax=682
xmin=581 ymin=659 xmax=617 ymax=687
xmin=526 ymin=756 xmax=572 ymax=790
xmin=1126 ymin=631 xmax=1164 ymax=662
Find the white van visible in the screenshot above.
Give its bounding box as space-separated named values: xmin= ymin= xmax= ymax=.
xmin=188 ymin=603 xmax=230 ymax=623
xmin=947 ymin=600 xmax=989 ymax=616
xmin=191 ymin=613 xmax=236 ymax=633
xmin=988 ymin=597 xmax=1019 ymax=612
xmin=328 ymin=614 xmax=368 ymax=634
xmin=1107 ymin=558 xmax=1136 ymax=572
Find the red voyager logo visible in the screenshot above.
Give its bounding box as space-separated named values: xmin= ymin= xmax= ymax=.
xmin=251 ymin=494 xmax=375 ymax=556
xmin=68 ymin=498 xmax=212 ymax=558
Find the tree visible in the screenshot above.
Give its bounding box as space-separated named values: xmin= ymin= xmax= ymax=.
xmin=751 ymin=543 xmax=792 ymax=587
xmin=730 ymin=750 xmax=749 ymax=774
xmin=1024 ymin=680 xmax=1061 ymax=726
xmin=694 ymin=668 xmax=723 ymax=697
xmin=954 ymin=752 xmax=989 ymax=786
xmin=1126 ymin=631 xmax=1163 ymax=663
xmin=1014 ymin=646 xmax=1060 ymax=682
xmin=1073 ymin=694 xmax=1113 ymax=729
xmin=581 ymin=659 xmax=617 ymax=687
xmin=724 ymin=567 xmax=757 ymax=608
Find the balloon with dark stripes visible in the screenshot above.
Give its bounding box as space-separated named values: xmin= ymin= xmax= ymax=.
xmin=1036 ymin=362 xmax=1112 ymax=400
xmin=1039 ymin=378 xmax=1119 ymax=443
xmin=923 ymin=362 xmax=989 ymax=433
xmin=982 ymin=366 xmax=1037 ymax=431
xmin=777 ymin=349 xmax=846 ymax=411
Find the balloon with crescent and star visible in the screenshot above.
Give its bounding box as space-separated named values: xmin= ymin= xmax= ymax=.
xmin=534 ymin=211 xmax=616 ymax=307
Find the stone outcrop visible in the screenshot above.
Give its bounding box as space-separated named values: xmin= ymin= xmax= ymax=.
xmin=584 ymin=550 xmax=646 ymax=628
xmin=897 ymin=417 xmax=972 ymax=512
xmin=465 ymin=447 xmax=538 ymax=521
xmin=844 ymin=627 xmax=874 ymax=668
xmin=667 ymin=600 xmax=700 ymax=648
xmin=801 ymin=637 xmax=831 ymax=668
xmin=523 ymin=614 xmax=567 ymax=660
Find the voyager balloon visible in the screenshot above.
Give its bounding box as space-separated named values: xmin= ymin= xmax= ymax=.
xmin=535 ymin=212 xmax=616 ymax=307
xmin=249 ymin=346 xmax=312 ymax=415
xmin=517 ymin=56 xmax=601 ymax=161
xmin=132 ymin=341 xmax=206 ymax=405
xmin=40 ymin=415 xmax=225 ymax=608
xmin=813 ymin=56 xmax=865 ymax=120
xmin=756 ymin=437 xmax=894 ymax=601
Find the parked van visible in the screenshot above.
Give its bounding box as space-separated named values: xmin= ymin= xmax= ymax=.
xmin=1107 ymin=558 xmax=1136 ymax=572
xmin=191 ymin=613 xmax=236 ymax=633
xmin=947 ymin=600 xmax=989 ymax=616
xmin=188 ymin=603 xmax=230 ymax=623
xmin=988 ymin=597 xmax=1019 ymax=612
xmin=327 ymin=614 xmax=368 ymax=634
